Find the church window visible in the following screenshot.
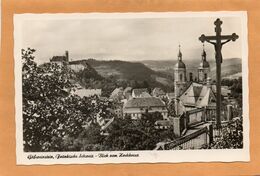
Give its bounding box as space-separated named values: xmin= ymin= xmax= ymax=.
xmin=180 ymin=74 xmax=183 ymax=81
xmin=189 ymin=72 xmax=193 ymax=81
xmin=204 ymin=73 xmax=207 ymax=79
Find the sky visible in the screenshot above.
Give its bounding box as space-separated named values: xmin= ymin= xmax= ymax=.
xmin=20 ymin=14 xmax=243 ymax=64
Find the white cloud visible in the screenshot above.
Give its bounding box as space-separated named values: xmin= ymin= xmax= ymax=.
xmin=21 ymin=16 xmax=242 ymax=64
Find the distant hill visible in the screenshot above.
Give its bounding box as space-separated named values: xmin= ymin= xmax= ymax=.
xmin=85 ymin=59 xmax=175 ymax=89
xmin=41 ymin=60 xmax=104 ymax=88
xmin=141 ymin=58 xmax=242 ymax=80
xmin=209 ymin=58 xmax=242 ymax=79
xmin=86 ymin=59 xmax=155 ymax=80
xmin=63 ymin=57 xmax=241 ymax=93
xmin=69 ymin=60 xmax=103 ymax=81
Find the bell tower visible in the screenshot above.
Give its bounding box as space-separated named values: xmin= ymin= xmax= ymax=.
xmin=174 ymin=45 xmax=187 ymax=97
xmin=198 ymin=44 xmax=210 ymax=83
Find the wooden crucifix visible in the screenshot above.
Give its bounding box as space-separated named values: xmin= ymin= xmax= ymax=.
xmin=199 ymin=18 xmax=239 ymax=129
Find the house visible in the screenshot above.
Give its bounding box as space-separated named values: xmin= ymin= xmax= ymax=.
xmin=123 ymin=97 xmax=168 ymax=119
xmin=123 ymin=87 xmax=132 ymax=100
xmin=50 ymin=51 xmax=89 ymax=72
xmin=152 ymin=87 xmax=166 ymax=98
xmin=72 ymin=88 xmax=101 ymax=98
xmin=50 ymin=51 xmax=69 ymax=66
xmin=68 ymin=60 xmax=87 ymax=72
xmin=155 ymin=120 xmax=173 ymax=129
xmin=212 ymin=85 xmax=231 ymax=99
xmin=139 ymin=92 xmax=152 ymax=98
xmin=132 ymin=88 xmax=150 ymax=98
xmin=110 ymin=87 xmax=124 ymax=101
xmin=166 ymin=92 xmax=175 ymax=101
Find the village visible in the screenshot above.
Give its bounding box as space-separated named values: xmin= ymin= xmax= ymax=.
xmin=47 ymin=44 xmax=241 ymax=150
xmin=19 ymin=17 xmax=244 ymax=152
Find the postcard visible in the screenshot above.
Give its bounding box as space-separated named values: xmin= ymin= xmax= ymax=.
xmin=14 ymin=11 xmax=249 ymax=165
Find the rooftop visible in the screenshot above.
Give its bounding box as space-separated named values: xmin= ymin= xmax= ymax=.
xmin=179 ymin=82 xmax=216 ymax=107
xmin=124 ymin=97 xmax=166 ymax=108
xmin=132 ymin=88 xmax=149 ymax=97
xmin=50 ymin=56 xmax=67 ymax=62
xmin=72 ymin=88 xmax=101 ymax=98
xmin=152 ymin=87 xmax=166 ymax=96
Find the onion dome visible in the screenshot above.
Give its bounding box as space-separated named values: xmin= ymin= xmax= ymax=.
xmin=175 ymin=45 xmax=186 ymax=69
xmin=199 ymin=45 xmax=210 ymax=68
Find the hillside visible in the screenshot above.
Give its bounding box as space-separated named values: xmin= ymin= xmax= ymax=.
xmin=69 ymin=60 xmax=103 ymax=81
xmin=86 ymin=59 xmax=155 ymax=80
xmin=141 ymin=58 xmax=242 ymax=80
xmin=84 ymin=59 xmax=175 ymax=88
xmin=209 ymin=58 xmax=242 ymax=79
xmin=63 ymin=57 xmax=241 ymax=95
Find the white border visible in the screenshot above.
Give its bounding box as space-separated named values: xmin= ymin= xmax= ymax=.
xmin=14 ymin=12 xmax=249 ymax=165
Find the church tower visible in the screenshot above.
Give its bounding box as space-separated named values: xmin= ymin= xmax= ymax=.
xmin=174 ymin=45 xmax=186 ymax=97
xmin=198 ymin=44 xmax=210 ymax=83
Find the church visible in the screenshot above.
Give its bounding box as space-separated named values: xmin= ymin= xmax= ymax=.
xmin=174 ymin=45 xmax=211 ymax=97
xmin=173 ymin=45 xmax=216 ymax=120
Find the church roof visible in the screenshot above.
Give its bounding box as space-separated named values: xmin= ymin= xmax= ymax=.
xmin=199 ymin=60 xmax=210 ymax=68
xmin=179 ymin=82 xmax=216 ymax=107
xmin=199 ymin=47 xmax=210 ymax=69
xmin=124 ymin=97 xmax=165 ymax=108
xmin=175 ymin=44 xmax=186 ymax=69
xmin=175 ymin=60 xmax=186 ymax=69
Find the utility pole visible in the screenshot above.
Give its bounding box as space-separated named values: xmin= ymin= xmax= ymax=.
xmin=199 ymin=18 xmax=239 ymax=129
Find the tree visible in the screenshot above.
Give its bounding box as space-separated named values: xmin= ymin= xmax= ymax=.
xmin=22 ymin=48 xmax=103 ymax=152
xmin=22 ymin=48 xmax=176 ymax=152
xmin=103 ymin=112 xmax=175 ymax=150
xmin=23 ymin=49 xmax=79 ymax=151
xmin=210 ymin=116 xmax=243 ymax=149
xmin=230 ymin=77 xmax=242 ymax=108
xmin=59 ymin=123 xmax=105 ymax=151
xmin=103 ymin=116 xmax=140 ymax=150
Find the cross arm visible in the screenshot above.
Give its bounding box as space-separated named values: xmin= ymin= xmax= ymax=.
xmin=199 ymin=35 xmax=216 ymax=44
xmin=221 ymin=33 xmax=239 ymax=41
xmin=199 ymin=33 xmax=239 ymax=43
xmin=221 ymin=39 xmax=231 ymax=45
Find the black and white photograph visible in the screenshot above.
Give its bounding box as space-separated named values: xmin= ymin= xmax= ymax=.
xmin=14 ymin=12 xmax=249 ymax=164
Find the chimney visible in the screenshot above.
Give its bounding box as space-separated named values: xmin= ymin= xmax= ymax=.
xmin=65 ymin=50 xmax=69 ymax=62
